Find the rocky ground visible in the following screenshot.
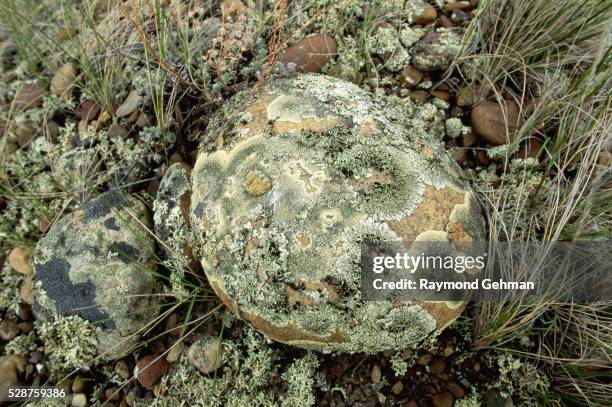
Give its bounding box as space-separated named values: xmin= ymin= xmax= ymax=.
xmin=0 ymin=0 xmax=610 ymax=406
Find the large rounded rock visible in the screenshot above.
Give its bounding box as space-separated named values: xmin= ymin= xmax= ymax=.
xmin=32 ymin=191 xmax=160 ymax=359
xmin=159 ymin=74 xmax=486 ymax=353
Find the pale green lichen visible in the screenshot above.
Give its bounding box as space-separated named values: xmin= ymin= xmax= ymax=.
xmin=487 ymin=353 xmax=550 ymax=404
xmin=38 ymin=314 xmax=100 ymax=378
xmin=0 ymin=259 xmax=23 ymax=312
xmin=138 ymin=322 xmax=319 ymax=407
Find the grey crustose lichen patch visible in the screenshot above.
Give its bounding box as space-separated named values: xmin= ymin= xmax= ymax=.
xmin=32 ymin=191 xmax=160 ymax=360
xmin=155 ymin=73 xmax=486 ymax=353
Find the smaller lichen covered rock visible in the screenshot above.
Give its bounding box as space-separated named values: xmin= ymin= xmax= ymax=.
xmin=32 ymin=191 xmax=160 ymax=359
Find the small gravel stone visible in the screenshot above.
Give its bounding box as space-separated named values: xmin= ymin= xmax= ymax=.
xmin=400 ymin=66 xmax=424 ymax=88
xmin=279 ymin=34 xmax=337 ymax=73
xmin=391 ymin=380 xmax=404 ymax=395
xmin=80 ymin=100 xmax=101 ymax=122
xmin=186 ymin=336 xmax=224 ymax=374
xmin=20 ymin=277 xmax=34 ymax=305
xmin=370 ymin=365 xmax=382 ymax=384
xmin=446 ymin=381 xmax=465 ymax=398
xmin=71 ymin=393 xmax=87 ymax=407
xmin=413 ymin=3 xmax=437 ymax=25
xmin=417 ymin=353 xmax=433 ymax=365
xmin=115 ymin=360 xmax=130 ymax=380
xmin=50 ymin=62 xmax=77 ymax=99
xmin=471 ymin=100 xmax=520 ymax=145
xmin=135 ymin=355 xmax=167 ymax=388
xmin=429 ymin=357 xmax=446 ymax=375
xmin=8 ymin=246 xmax=33 ymax=275
xmin=432 ymin=391 xmax=454 ymax=407
xmin=13 ymin=82 xmax=43 ymax=109
xmin=116 ymin=90 xmax=142 ymax=118
xmin=0 ymin=319 xmax=19 ymax=341
xmin=166 ymin=341 xmax=184 ymax=363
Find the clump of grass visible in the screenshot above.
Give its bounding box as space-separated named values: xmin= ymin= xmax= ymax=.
xmin=453 ymin=0 xmax=611 ymax=405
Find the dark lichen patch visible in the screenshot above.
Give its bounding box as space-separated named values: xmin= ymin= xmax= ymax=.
xmin=81 ymin=190 xmax=131 ymax=223
xmin=103 ymin=217 xmax=120 ymax=231
xmin=34 ymin=257 xmax=112 ymax=328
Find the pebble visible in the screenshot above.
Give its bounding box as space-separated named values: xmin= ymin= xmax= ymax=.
xmin=50 ymin=62 xmax=77 ymax=99
xmin=116 ymin=90 xmax=142 ymax=118
xmin=471 ymin=100 xmax=520 ymax=145
xmin=417 ymin=353 xmax=433 ymax=365
xmin=15 ymin=122 xmax=38 ymax=148
xmin=439 ymin=15 xmax=454 ymax=27
xmin=446 ymin=381 xmax=465 ymax=398
xmin=456 ymin=84 xmax=482 ymax=106
xmin=18 ymin=303 xmax=33 ymax=321
xmin=429 ymin=357 xmax=446 ymax=375
xmin=370 ymin=364 xmax=381 ymax=384
xmin=71 ymin=393 xmax=87 ymax=407
xmin=414 ymin=3 xmax=437 ymax=25
xmin=135 ymin=355 xmax=167 ymax=388
xmin=391 ymin=380 xmax=404 ymax=395
xmin=135 ymin=112 xmax=151 ymax=127
xmin=9 ymin=246 xmax=33 ymax=276
xmin=462 ymin=132 xmax=477 ymax=147
xmin=20 ymin=277 xmax=34 ymax=305
xmin=451 ymin=147 xmax=467 ymax=166
xmin=107 ymin=124 xmax=128 ymax=139
xmin=17 ymin=322 xmax=33 ymax=334
xmin=80 ymin=100 xmax=101 ymax=122
xmin=166 ymin=341 xmax=184 ymax=363
xmin=71 ymin=375 xmax=88 ymax=393
xmin=474 ymin=149 xmax=491 ymax=166
xmin=400 ymin=65 xmax=424 ymax=88
xmin=0 ymin=355 xmax=25 ymax=401
xmin=279 ymin=34 xmax=337 ymax=73
xmin=444 ymin=1 xmax=471 ymax=11
xmin=432 ymin=391 xmax=454 ymax=407
xmin=115 ymin=360 xmax=130 ymax=380
xmin=186 ymin=336 xmax=224 ymax=374
xmin=432 ymin=90 xmax=451 ymax=101
xmin=13 ymin=82 xmax=44 ymax=109
xmin=45 ymin=121 xmax=60 ymax=141
xmin=408 ymin=90 xmax=428 ymax=104
xmin=0 ymin=319 xmax=19 ymax=341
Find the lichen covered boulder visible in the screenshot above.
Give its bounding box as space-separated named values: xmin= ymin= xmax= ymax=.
xmin=157 ymin=73 xmax=486 ymax=353
xmin=32 ymin=191 xmax=160 ymax=359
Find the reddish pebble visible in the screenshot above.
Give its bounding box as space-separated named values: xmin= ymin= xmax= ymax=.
xmin=135 ymin=355 xmax=167 ymax=388
xmin=80 ymin=100 xmax=101 ymax=122
xmin=279 ymin=34 xmax=337 ymax=73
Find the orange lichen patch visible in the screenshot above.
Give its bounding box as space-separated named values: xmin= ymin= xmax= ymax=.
xmin=389 ymin=186 xmax=465 ymax=243
xmin=348 ymin=168 xmax=396 ymax=192
xmin=290 ymin=163 xmax=319 ymax=193
xmin=413 ymin=300 xmax=466 ymax=330
xmin=243 ymin=171 xmax=272 ymax=196
xmin=209 ymin=279 xmax=349 ymax=345
xmin=422 ymin=146 xmax=435 ymax=159
xmin=272 ymin=116 xmax=342 ymax=134
xmin=295 ymin=234 xmax=312 ymax=249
